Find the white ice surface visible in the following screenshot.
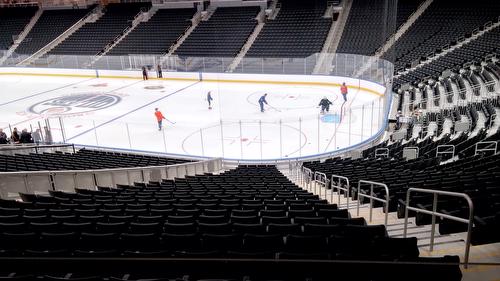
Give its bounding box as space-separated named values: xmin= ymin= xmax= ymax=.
xmin=0 ymin=75 xmax=384 ymax=160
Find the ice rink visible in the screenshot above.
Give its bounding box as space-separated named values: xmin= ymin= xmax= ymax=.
xmin=0 ymin=72 xmax=386 ymax=160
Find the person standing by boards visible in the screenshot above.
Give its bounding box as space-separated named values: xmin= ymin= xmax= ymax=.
xmin=157 ymin=64 xmax=162 ymax=78
xmin=340 ymin=82 xmax=348 ymax=102
xmin=142 ymin=66 xmax=148 ymax=81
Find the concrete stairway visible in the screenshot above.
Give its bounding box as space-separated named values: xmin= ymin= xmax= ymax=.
xmin=88 ymin=6 xmax=157 ymax=67
xmin=163 ymin=9 xmax=203 ymax=57
xmin=312 ymin=0 xmax=352 ymax=75
xmin=17 ymin=5 xmax=104 ymax=66
xmin=351 ymin=0 xmax=433 ymax=79
xmin=281 ymin=167 xmax=500 ymax=280
xmin=227 ymin=9 xmax=266 ymax=73
xmin=394 ymin=20 xmax=500 ymax=79
xmin=376 ymin=0 xmax=434 ymax=58
xmin=0 ymin=7 xmax=44 ymax=66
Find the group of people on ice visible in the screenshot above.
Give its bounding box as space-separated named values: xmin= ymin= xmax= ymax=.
xmin=153 ymin=82 xmax=349 ymax=130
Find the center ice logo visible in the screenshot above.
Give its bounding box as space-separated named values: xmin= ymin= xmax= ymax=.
xmin=28 ymin=93 xmax=121 ymax=116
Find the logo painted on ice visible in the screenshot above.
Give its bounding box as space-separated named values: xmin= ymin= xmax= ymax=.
xmin=28 ymin=93 xmax=121 ymax=116
xmin=321 ymin=114 xmax=340 ymax=123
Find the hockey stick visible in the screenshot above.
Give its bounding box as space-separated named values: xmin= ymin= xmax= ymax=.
xmin=164 ymin=118 xmax=176 ymax=124
xmin=267 ymin=104 xmax=282 ymax=112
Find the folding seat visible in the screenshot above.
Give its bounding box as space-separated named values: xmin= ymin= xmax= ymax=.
xmin=267 ymin=223 xmax=302 ymax=235
xmin=260 ymin=210 xmax=287 ymax=217
xmin=0 ymin=231 xmax=39 ymax=256
xmin=74 ymin=208 xmax=97 ymax=216
xmin=288 ymin=210 xmax=316 ymax=218
xmin=202 ymin=233 xmax=243 ymax=253
xmin=219 ymin=203 xmax=239 ymax=210
xmin=230 ymin=215 xmax=260 ymax=224
xmin=284 ymin=234 xmax=328 ymax=253
xmin=0 ymin=214 xmax=22 ymax=223
xmin=198 ymin=222 xmax=232 ymax=235
xmin=176 ymin=208 xmax=200 ymax=217
xmin=51 ymin=215 xmax=77 ymax=223
xmin=150 ymin=208 xmax=174 ymax=218
xmin=107 ymin=214 xmax=134 ymax=223
xmin=164 ymin=222 xmax=197 ymax=234
xmin=288 ymin=203 xmax=314 ymax=211
xmin=263 ymin=202 xmax=286 ymax=211
xmin=302 ymin=224 xmax=342 ymax=236
xmin=29 ymin=221 xmax=59 ymax=233
xmin=79 ymin=215 xmax=105 ymax=224
xmin=329 ymin=217 xmax=366 ymax=226
xmin=197 ymin=215 xmax=229 ymax=224
xmin=25 ymin=232 xmax=78 ymax=256
xmin=161 ymin=232 xmax=201 ymax=253
xmin=62 ymin=221 xmax=93 ymax=233
xmin=318 ymin=209 xmax=349 ymax=218
xmin=242 ymin=233 xmax=284 ymax=253
xmin=75 ymin=232 xmax=120 ymax=256
xmin=329 ymin=235 xmax=374 ymax=260
xmin=261 ymin=216 xmax=291 ymax=225
xmin=294 ymin=216 xmax=327 ymax=225
xmin=136 ymin=215 xmax=164 ymax=223
xmin=120 ymin=233 xmax=163 ymax=256
xmin=313 ymin=203 xmax=338 ymax=210
xmin=0 ymin=207 xmax=21 ymax=216
xmin=371 ymin=237 xmax=419 ymax=260
xmin=202 ymin=208 xmax=228 ymax=217
xmin=0 ymin=222 xmax=26 ymax=233
xmin=95 ymin=221 xmax=127 ymax=233
xmin=123 ymin=208 xmax=148 ymax=217
xmin=343 ymin=225 xmax=387 ymax=239
xmin=167 ymin=215 xmax=194 ymax=224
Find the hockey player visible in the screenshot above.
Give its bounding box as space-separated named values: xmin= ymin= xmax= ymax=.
xmin=340 ymin=82 xmax=348 ymax=102
xmin=142 ymin=66 xmax=148 ymax=80
xmin=318 ymin=96 xmax=333 ymax=114
xmin=154 ymin=108 xmax=166 ymax=131
xmin=259 ymin=93 xmax=268 ymax=112
xmin=207 ymin=91 xmax=213 ymax=109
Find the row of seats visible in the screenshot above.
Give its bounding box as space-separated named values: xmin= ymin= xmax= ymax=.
xmin=245 ymin=0 xmax=331 ymax=58
xmin=0 ymin=148 xmax=189 ymax=172
xmin=107 ymin=8 xmax=196 ymax=56
xmin=48 ymin=2 xmax=150 ymax=56
xmin=175 ymin=6 xmax=259 ymax=58
xmin=16 ymin=7 xmax=91 ymax=55
xmin=0 ymin=165 xmax=463 ymax=280
xmin=0 ymin=6 xmax=37 ymax=50
xmin=385 ymin=0 xmax=500 ymax=71
xmin=394 ymin=25 xmax=500 ymax=87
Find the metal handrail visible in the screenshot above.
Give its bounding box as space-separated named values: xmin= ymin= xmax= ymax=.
xmin=331 ymin=174 xmax=350 ymax=209
xmin=403 ymin=188 xmax=474 ymax=268
xmin=301 ymin=167 xmax=313 ymax=191
xmin=474 ymin=141 xmax=497 ymax=156
xmin=436 ymin=144 xmax=455 ymax=158
xmin=374 ymin=148 xmax=389 ymax=158
xmin=356 ymin=180 xmax=389 ymax=226
xmin=313 ymin=171 xmax=329 ymax=199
